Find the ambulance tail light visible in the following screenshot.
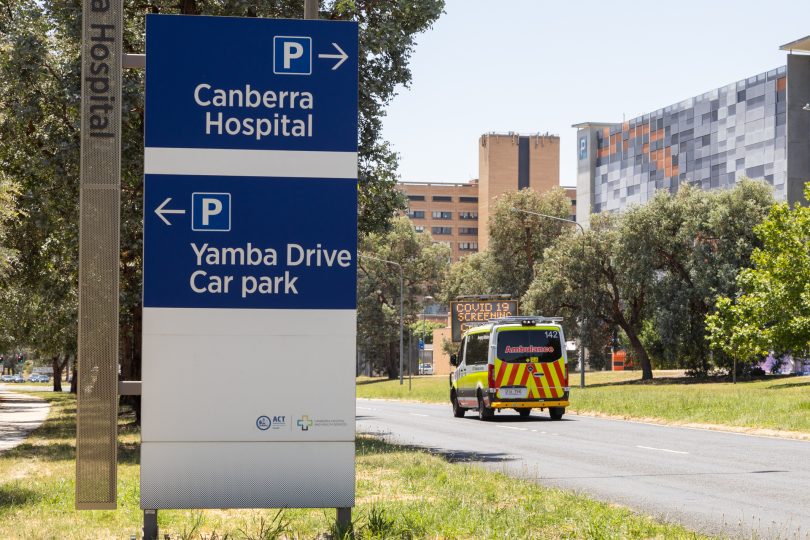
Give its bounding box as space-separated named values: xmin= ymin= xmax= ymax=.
xmin=487 ymin=363 xmax=496 ymax=390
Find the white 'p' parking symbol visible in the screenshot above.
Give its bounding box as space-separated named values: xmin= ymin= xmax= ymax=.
xmin=192 ymin=192 xmax=231 ymax=231
xmin=273 ymin=36 xmax=312 ymax=75
xmin=202 ymin=198 xmax=222 ymax=226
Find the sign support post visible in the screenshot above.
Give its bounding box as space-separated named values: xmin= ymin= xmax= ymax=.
xmin=301 ymin=1 xmax=351 ymax=532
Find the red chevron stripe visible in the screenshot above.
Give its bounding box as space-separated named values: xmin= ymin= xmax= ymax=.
xmin=507 ymin=364 xmax=519 ymax=386
xmin=535 ymin=374 xmax=546 ymax=398
xmin=519 ymin=365 xmax=531 ymax=387
xmin=495 ymin=361 xmax=507 ymax=387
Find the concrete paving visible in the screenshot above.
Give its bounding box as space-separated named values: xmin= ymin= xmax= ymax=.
xmin=358 ymin=398 xmax=810 ymax=540
xmin=0 ymin=387 xmax=51 ymax=452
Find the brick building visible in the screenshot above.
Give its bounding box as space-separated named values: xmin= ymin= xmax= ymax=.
xmin=398 ymin=132 xmax=574 ymax=261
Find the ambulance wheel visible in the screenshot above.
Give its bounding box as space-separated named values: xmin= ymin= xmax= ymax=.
xmin=477 ymin=391 xmax=494 ymax=421
xmin=549 ymin=407 xmax=565 ymax=421
xmin=517 ymin=408 xmax=532 ymax=419
xmin=451 ymin=391 xmax=466 ymax=418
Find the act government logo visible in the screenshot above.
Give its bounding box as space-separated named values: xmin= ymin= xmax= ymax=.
xmin=256 ymin=415 xmax=288 ymax=431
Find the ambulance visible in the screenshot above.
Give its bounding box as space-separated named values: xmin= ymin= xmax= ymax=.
xmin=449 ymin=316 xmax=570 ymax=421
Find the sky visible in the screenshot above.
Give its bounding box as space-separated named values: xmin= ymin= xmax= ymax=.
xmin=381 ymin=0 xmax=810 ymax=187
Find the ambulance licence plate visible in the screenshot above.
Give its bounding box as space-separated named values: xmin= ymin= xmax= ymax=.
xmin=499 ymin=387 xmax=527 ymax=399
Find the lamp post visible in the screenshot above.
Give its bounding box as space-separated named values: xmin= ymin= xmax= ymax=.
xmin=510 ymin=207 xmax=586 ymax=389
xmin=360 ymin=254 xmax=404 ymax=385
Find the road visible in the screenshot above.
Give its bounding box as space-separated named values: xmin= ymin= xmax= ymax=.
xmin=357 ymin=398 xmax=810 ymax=539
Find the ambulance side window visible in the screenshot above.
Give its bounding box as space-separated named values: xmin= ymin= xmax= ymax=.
xmin=465 ymin=333 xmax=489 ymax=366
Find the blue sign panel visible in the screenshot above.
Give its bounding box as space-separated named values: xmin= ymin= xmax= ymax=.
xmin=144 ymin=175 xmax=356 ymax=309
xmin=144 ymin=15 xmax=358 ymax=310
xmin=145 ymin=15 xmax=358 ymax=152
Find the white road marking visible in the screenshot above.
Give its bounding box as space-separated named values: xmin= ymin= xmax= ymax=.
xmin=636 ymin=445 xmax=689 ymax=454
xmin=356 ymin=406 xmax=376 ymax=411
xmin=497 ymin=425 xmax=528 ymax=431
xmin=409 ymin=413 xmax=429 ymax=417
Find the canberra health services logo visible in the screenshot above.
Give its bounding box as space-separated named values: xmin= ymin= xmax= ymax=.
xmin=297 ymin=415 xmax=313 ymax=431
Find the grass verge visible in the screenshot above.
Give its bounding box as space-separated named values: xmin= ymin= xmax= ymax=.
xmin=0 ymin=392 xmax=705 ymax=539
xmin=356 ymin=372 xmax=810 ymax=435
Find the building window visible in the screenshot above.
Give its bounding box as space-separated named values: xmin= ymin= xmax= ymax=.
xmin=459 ymin=242 xmax=478 ymax=251
xmin=431 ymin=211 xmax=452 ymax=220
xmin=459 ymin=196 xmax=478 ymax=203
xmin=458 ymin=211 xmax=478 ymax=220
xmin=431 ymin=227 xmax=452 ymax=235
xmin=458 ymin=227 xmax=478 ymax=235
xmin=407 ymin=194 xmax=425 ymax=201
xmin=570 ymin=199 xmax=576 ymax=206
xmin=432 ymin=195 xmax=452 ymax=202
xmin=414 ymin=226 xmax=424 ymax=233
xmin=407 ymin=210 xmax=425 ymax=219
xmin=569 ymin=215 xmax=576 ymax=222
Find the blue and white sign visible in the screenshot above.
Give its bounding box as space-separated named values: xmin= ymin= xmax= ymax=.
xmin=141 ymin=15 xmax=358 ymax=511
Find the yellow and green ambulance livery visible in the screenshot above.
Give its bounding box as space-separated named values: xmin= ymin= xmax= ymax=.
xmin=449 ymin=316 xmax=570 ymax=421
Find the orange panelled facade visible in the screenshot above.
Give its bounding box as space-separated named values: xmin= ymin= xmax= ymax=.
xmin=597 ymin=120 xmax=682 ymax=182
xmin=593 ymin=75 xmax=789 ymax=184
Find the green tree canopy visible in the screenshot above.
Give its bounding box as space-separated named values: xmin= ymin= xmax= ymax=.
xmin=439 ymin=251 xmax=498 ymax=305
xmin=708 ymin=183 xmax=810 ymax=360
xmin=620 ymin=180 xmax=773 ymax=373
xmin=523 ymin=213 xmax=656 ymax=379
xmin=358 ymin=216 xmax=449 ymax=378
xmin=487 ymin=187 xmax=573 ymax=299
xmin=524 ymin=180 xmax=776 ymax=380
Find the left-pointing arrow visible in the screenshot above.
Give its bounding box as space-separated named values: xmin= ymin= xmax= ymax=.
xmin=155 ymin=197 xmax=186 ymax=225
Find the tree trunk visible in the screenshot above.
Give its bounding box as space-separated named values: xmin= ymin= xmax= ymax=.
xmin=386 ymin=342 xmax=398 ymax=380
xmin=625 ymin=329 xmax=653 ymax=380
xmin=70 ymin=356 xmax=78 ymax=394
xmin=52 ymin=355 xmax=63 ymax=392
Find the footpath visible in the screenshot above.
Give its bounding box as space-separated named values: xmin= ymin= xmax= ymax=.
xmin=0 ymin=387 xmax=51 ymax=451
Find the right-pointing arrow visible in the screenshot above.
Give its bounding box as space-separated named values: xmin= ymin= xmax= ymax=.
xmin=155 ymin=197 xmax=186 ymax=226
xmin=318 ymin=42 xmax=348 ymax=70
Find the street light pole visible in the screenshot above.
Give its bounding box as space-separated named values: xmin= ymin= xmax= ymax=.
xmin=510 ymin=207 xmax=586 ymax=389
xmin=360 ymin=254 xmax=404 ymax=385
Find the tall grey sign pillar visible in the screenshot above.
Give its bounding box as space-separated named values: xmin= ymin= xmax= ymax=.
xmin=75 ymin=0 xmax=123 ymax=510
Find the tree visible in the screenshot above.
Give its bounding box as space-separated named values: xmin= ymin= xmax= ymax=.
xmin=0 ymin=0 xmax=445 ymax=396
xmin=357 ymin=216 xmax=449 ymax=378
xmin=439 ymin=251 xmax=498 ymax=304
xmin=409 ymin=319 xmax=444 ymax=344
xmin=488 ymin=187 xmax=573 ymax=299
xmin=0 ymin=168 xmax=19 ymax=354
xmin=708 ymin=184 xmax=810 ymax=361
xmin=620 ymin=180 xmax=773 ymax=374
xmin=523 ymin=213 xmax=656 ymax=380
